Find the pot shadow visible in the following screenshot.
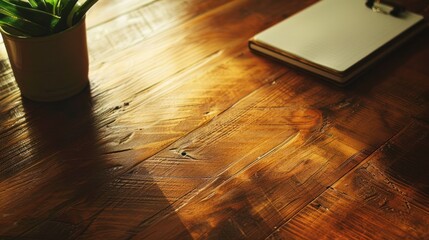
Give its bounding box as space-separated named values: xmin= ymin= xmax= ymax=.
xmin=4 ymin=86 xmax=192 ymax=239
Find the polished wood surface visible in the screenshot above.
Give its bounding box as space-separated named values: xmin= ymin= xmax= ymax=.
xmin=1 ymin=0 xmax=428 ymax=239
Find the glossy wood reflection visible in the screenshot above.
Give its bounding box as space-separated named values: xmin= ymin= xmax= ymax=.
xmin=0 ymin=0 xmax=428 ymax=239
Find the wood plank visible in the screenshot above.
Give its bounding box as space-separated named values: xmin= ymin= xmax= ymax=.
xmin=86 ymin=0 xmax=237 ymax=63
xmin=267 ymin=121 xmax=429 ymax=239
xmin=86 ymin=0 xmax=159 ymax=28
xmin=0 ymin=0 xmax=232 ymax=104
xmin=0 ymin=1 xmax=428 ymax=239
xmin=0 ymin=1 xmax=317 ymax=238
xmin=125 ymin=31 xmax=428 ymax=239
xmin=127 ymin=69 xmax=428 ymax=240
xmin=0 ymin=52 xmax=285 ymax=239
xmin=31 ymin=32 xmax=429 ymax=238
xmin=0 ymin=0 xmax=260 ymax=172
xmin=0 ymin=0 xmax=158 ymax=56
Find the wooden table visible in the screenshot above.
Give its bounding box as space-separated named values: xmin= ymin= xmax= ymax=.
xmin=1 ymin=0 xmax=428 ymax=239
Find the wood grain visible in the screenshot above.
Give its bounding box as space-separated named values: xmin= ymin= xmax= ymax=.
xmin=267 ymin=121 xmax=429 ymax=240
xmin=0 ymin=0 xmax=315 ymax=238
xmin=126 ymin=39 xmax=429 ymax=238
xmin=0 ymin=0 xmax=428 ymax=239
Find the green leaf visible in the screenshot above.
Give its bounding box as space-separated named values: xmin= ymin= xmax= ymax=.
xmin=52 ymin=0 xmax=78 ymax=31
xmin=44 ymin=0 xmax=62 ymax=15
xmin=0 ymin=0 xmax=98 ymax=36
xmin=4 ymin=0 xmax=31 ymax=8
xmin=0 ymin=0 xmax=60 ymax=28
xmin=73 ymin=0 xmax=98 ymax=24
xmin=0 ymin=13 xmax=50 ymax=36
xmin=54 ymin=0 xmax=64 ymax=15
xmin=28 ymin=0 xmax=48 ymax=10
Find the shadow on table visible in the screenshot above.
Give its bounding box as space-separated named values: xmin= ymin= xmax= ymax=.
xmin=3 ymin=86 xmax=192 ymax=239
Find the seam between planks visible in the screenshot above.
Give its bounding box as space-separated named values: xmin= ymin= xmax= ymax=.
xmin=263 ymin=119 xmax=423 ymax=240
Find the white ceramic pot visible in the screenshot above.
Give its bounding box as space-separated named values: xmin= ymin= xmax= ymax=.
xmin=1 ymin=18 xmax=89 ymax=102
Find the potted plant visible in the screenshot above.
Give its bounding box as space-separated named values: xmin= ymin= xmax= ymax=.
xmin=0 ymin=0 xmax=98 ymax=102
